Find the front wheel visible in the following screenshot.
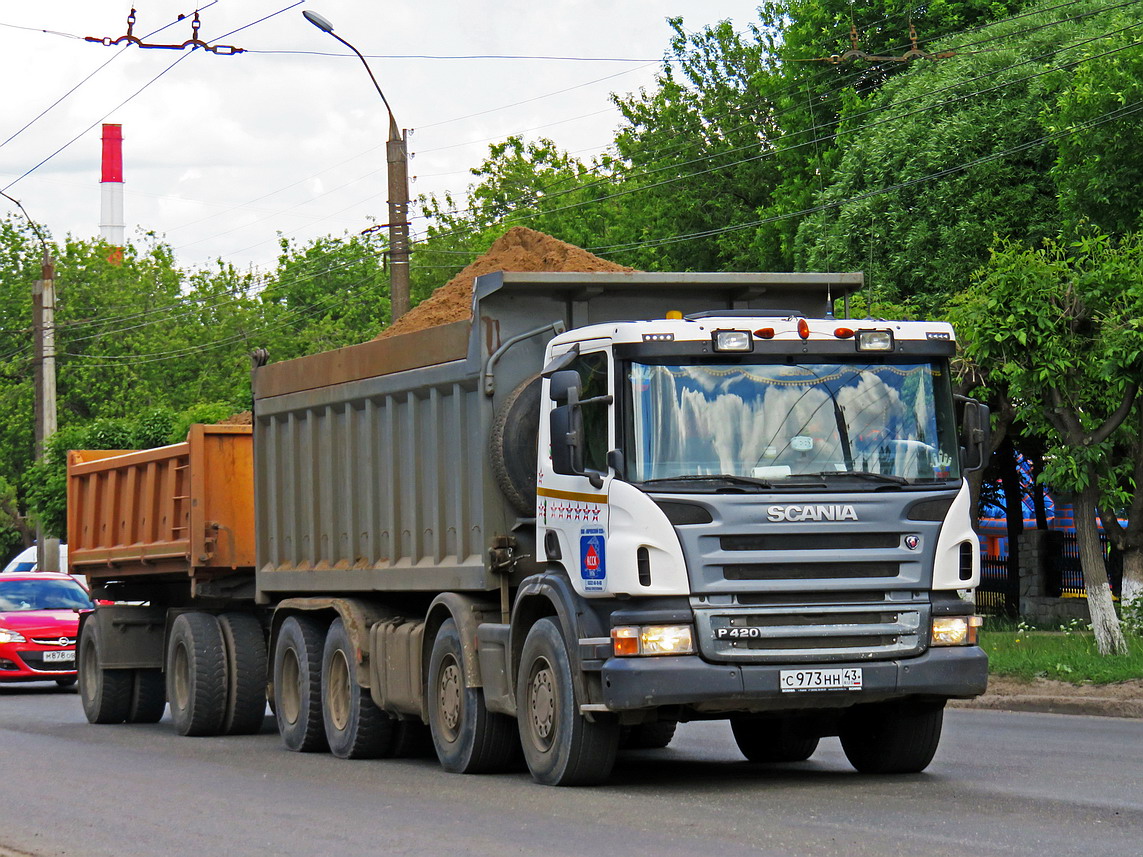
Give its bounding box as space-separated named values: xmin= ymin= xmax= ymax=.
xmin=839 ymin=701 xmax=945 ymax=774
xmin=427 ymin=618 xmax=518 ymax=773
xmin=730 ymin=716 xmax=818 ymax=763
xmin=322 ymin=618 xmax=396 ymax=759
xmin=516 ymin=618 xmax=618 ymax=786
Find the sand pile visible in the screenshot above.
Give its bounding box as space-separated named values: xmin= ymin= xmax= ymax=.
xmin=378 ymin=227 xmax=633 ymax=339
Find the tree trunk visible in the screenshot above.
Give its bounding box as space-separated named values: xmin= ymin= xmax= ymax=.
xmin=1122 ymin=547 xmax=1143 ymax=608
xmin=1076 ymin=485 xmax=1128 ymax=655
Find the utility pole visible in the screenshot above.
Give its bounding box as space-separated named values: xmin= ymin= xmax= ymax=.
xmin=32 ymin=251 xmax=60 ymax=573
xmin=387 ymin=122 xmax=411 ymax=321
xmin=303 ymin=10 xmax=412 ymax=321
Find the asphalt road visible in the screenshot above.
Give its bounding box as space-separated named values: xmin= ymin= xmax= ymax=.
xmin=2 ymin=682 xmax=1140 ymax=857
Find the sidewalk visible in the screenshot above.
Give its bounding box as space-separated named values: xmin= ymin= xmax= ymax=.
xmin=948 ymin=675 xmax=1143 ymax=718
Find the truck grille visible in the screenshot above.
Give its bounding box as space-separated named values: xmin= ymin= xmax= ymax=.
xmin=694 ymin=596 xmax=927 ymax=663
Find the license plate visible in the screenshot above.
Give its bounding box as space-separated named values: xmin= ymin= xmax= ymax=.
xmin=41 ymin=650 xmax=74 ymax=663
xmin=779 ymin=668 xmax=862 ymax=692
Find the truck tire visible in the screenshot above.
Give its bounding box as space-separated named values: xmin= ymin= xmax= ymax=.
xmin=167 ymin=612 xmax=227 ymax=737
xmin=516 ymin=618 xmax=618 ymax=786
xmin=839 ymin=701 xmax=945 ymax=774
xmin=322 ymin=618 xmax=397 ymax=759
xmin=127 ymin=669 xmax=167 ymax=724
xmin=620 ymin=720 xmax=678 ymax=750
xmin=218 ymin=612 xmax=268 ymax=736
xmin=428 ymin=618 xmax=518 ymax=773
xmin=273 ymin=614 xmax=329 ymax=752
xmin=490 ymin=375 xmax=542 ymax=515
xmin=78 ymin=620 xmax=132 ymax=724
xmin=392 ymin=720 xmax=435 ymax=758
xmin=730 ymin=716 xmax=819 ymax=763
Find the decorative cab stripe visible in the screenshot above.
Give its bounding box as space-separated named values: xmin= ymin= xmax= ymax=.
xmin=537 ymin=487 xmax=608 ymax=505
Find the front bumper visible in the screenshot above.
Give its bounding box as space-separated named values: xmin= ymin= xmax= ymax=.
xmin=0 ymin=646 xmax=78 ymax=681
xmin=599 ymin=645 xmax=987 ymax=713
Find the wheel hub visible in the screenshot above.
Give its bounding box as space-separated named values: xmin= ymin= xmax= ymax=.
xmin=438 ymin=657 xmax=462 ymax=740
xmin=327 ymin=650 xmax=351 ymax=731
xmin=529 ymin=661 xmax=556 ymax=748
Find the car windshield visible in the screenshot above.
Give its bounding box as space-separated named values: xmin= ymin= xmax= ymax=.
xmin=0 ymin=579 xmax=93 ymax=611
xmin=625 ymin=359 xmax=960 ymax=487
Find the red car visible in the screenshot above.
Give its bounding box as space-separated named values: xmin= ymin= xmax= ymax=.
xmin=0 ymin=572 xmax=93 ymax=687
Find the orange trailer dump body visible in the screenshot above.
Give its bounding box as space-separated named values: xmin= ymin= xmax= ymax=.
xmin=67 ymin=424 xmax=254 ymax=587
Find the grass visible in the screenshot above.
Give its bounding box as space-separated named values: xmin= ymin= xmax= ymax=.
xmin=978 ymin=620 xmax=1143 ymax=684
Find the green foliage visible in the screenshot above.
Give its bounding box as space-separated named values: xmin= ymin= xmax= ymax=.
xmin=168 ymin=403 xmax=236 ymax=444
xmin=980 ymin=628 xmax=1143 ymax=683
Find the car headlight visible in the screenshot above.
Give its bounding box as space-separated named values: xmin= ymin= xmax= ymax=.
xmin=931 ymin=615 xmax=982 ymax=646
xmin=611 ymin=624 xmax=695 ymax=656
xmin=0 ymin=628 xmax=26 ymax=644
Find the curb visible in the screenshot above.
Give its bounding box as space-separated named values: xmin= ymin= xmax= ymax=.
xmin=949 ymin=694 xmax=1143 ymax=719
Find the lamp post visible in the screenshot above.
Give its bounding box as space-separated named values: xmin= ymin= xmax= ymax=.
xmin=303 ymin=10 xmax=411 ymax=321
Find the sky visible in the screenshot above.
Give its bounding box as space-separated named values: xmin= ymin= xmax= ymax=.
xmin=0 ymin=1 xmax=766 ymax=274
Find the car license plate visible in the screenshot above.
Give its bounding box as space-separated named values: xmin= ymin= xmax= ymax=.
xmin=779 ymin=668 xmax=862 ymax=692
xmin=41 ymin=650 xmax=74 ymax=663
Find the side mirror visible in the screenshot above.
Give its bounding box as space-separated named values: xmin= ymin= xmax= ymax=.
xmin=959 ymin=399 xmax=991 ymax=472
xmin=550 ymin=403 xmax=584 ymax=477
xmin=548 ymin=370 xmax=581 ymax=405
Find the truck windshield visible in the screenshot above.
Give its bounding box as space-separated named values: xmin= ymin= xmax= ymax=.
xmin=625 ymin=360 xmax=960 ymax=487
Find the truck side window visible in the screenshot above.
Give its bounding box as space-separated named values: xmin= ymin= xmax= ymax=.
xmin=571 ymin=352 xmax=609 ymax=474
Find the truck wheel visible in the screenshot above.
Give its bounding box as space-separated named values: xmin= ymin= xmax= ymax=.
xmin=490 ymin=375 xmax=542 ymax=515
xmin=78 ymin=618 xmax=132 ymax=724
xmin=167 ymin=612 xmax=227 ymax=737
xmin=839 ymin=701 xmax=945 ymax=774
xmin=730 ymin=717 xmax=819 ymax=763
xmin=127 ymin=669 xmax=167 ymax=724
xmin=392 ymin=720 xmax=435 ymax=758
xmin=219 ymin=613 xmax=268 ymax=735
xmin=428 ymin=618 xmax=518 ymax=773
xmin=322 ymin=618 xmax=396 ymax=759
xmin=273 ymin=614 xmax=328 ymax=752
xmin=516 ymin=617 xmax=618 ymax=786
xmin=620 ymin=720 xmax=678 ymax=750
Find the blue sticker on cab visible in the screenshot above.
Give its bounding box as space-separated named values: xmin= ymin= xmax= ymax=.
xmin=579 ymin=528 xmax=606 ymax=591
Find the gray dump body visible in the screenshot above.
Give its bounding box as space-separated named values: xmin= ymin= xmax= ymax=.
xmin=251 ymin=270 xmax=862 ymax=600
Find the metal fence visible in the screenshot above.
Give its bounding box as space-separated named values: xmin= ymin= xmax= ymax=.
xmin=1044 ymin=531 xmax=1122 ymax=599
xmin=977 ymin=550 xmax=1019 ymax=617
xmin=977 ymin=531 xmax=1123 ymax=617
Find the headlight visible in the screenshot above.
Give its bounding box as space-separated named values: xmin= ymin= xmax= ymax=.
xmin=712 ymin=330 xmax=753 ymax=352
xmin=0 ymin=628 xmax=26 ymax=644
xmin=931 ymin=615 xmax=982 ymax=646
xmin=856 ymin=329 xmax=894 ymax=352
xmin=611 ymin=624 xmax=695 ymax=656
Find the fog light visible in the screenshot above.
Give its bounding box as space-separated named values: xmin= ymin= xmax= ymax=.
xmin=932 ymin=615 xmax=982 ymax=646
xmin=713 ymin=330 xmax=753 ymax=352
xmin=856 ymin=329 xmax=894 ymax=351
xmin=611 ymin=624 xmax=695 ymax=656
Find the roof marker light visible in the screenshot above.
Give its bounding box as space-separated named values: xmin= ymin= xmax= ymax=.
xmin=755 ymin=328 xmax=775 ymax=339
xmin=666 ymin=310 xmax=683 ymax=320
xmin=797 ymin=318 xmax=810 ymax=339
xmin=834 ymin=327 xmax=855 ymax=339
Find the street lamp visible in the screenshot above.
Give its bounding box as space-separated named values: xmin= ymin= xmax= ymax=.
xmin=303 ymin=10 xmax=411 ymax=321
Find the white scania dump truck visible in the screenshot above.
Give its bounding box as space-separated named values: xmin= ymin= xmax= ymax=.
xmin=71 ymin=271 xmax=989 ymax=786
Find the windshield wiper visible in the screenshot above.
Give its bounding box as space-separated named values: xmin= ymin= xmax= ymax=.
xmin=799 ymin=470 xmax=909 ymax=485
xmin=640 ymin=474 xmax=773 ymax=490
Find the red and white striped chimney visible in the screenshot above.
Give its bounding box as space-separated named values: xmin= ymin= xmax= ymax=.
xmin=100 ymin=124 xmax=125 ymax=261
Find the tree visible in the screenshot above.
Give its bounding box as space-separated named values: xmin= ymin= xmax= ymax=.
xmin=951 ymin=233 xmax=1143 ymax=654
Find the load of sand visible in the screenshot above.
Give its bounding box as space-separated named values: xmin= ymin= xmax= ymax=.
xmin=377 ymin=226 xmax=633 ymax=339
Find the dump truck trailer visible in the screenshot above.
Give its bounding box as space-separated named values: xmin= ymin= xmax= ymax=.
xmin=71 ymin=271 xmax=989 ymax=786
